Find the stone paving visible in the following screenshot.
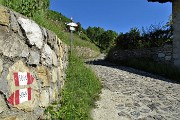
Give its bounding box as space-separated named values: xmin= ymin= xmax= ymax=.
xmin=87 ymin=58 xmax=180 ymax=120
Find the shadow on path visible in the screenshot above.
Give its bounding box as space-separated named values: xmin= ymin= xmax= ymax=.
xmin=85 ymin=59 xmax=180 ymax=84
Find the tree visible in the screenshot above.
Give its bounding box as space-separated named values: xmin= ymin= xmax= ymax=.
xmin=99 ymin=30 xmax=118 ymax=50
xmin=86 ymin=26 xmax=105 ymax=45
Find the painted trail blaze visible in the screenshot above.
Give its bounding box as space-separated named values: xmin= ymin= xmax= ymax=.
xmin=14 ymin=72 xmax=34 ymax=86
xmin=8 ymin=88 xmax=32 ymax=105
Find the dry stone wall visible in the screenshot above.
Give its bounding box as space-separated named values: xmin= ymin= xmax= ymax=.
xmin=74 ymin=46 xmax=99 ymax=59
xmin=0 ymin=5 xmax=68 ymax=119
xmin=107 ymin=44 xmax=173 ymax=64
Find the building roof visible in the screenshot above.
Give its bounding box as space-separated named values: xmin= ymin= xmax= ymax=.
xmin=148 ymin=0 xmax=172 ymax=3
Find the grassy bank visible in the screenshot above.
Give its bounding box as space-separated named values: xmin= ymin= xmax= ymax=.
xmin=32 ymin=13 xmax=100 ymax=52
xmin=108 ymin=58 xmax=180 ymax=82
xmin=47 ymin=53 xmax=101 ymax=119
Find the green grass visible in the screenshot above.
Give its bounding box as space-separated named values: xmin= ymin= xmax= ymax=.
xmin=0 ymin=0 xmax=4 ymax=4
xmin=46 ymin=52 xmax=101 ymax=120
xmin=108 ymin=57 xmax=180 ymax=82
xmin=32 ymin=13 xmax=100 ymax=52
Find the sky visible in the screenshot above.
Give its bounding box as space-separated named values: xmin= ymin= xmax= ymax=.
xmin=50 ymin=0 xmax=172 ymax=33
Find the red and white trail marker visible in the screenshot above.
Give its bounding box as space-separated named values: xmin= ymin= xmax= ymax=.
xmin=8 ymin=88 xmax=31 ymax=106
xmin=14 ymin=72 xmax=34 ymax=86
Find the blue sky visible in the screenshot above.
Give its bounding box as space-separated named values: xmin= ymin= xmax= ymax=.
xmin=50 ymin=0 xmax=172 ymax=33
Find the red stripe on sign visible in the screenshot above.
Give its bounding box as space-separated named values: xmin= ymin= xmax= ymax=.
xmin=28 ymin=87 xmax=31 ymax=100
xmin=7 ymin=92 xmax=14 ymax=106
xmin=27 ymin=73 xmax=34 ymax=85
xmin=27 ymin=73 xmax=31 ymax=85
xmin=14 ymin=72 xmax=19 ymax=86
xmin=15 ymin=90 xmax=20 ymax=105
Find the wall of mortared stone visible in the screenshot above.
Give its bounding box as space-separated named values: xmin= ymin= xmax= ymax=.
xmin=0 ymin=5 xmax=68 ymax=119
xmin=173 ymin=0 xmax=180 ymax=68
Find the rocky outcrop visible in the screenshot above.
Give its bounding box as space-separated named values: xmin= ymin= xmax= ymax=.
xmin=0 ymin=5 xmax=68 ymax=119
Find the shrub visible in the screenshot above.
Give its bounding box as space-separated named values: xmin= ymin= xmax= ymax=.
xmin=2 ymin=0 xmax=49 ymax=17
xmin=115 ymin=23 xmax=172 ymax=50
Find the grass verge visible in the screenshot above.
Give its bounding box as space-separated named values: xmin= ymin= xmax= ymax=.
xmin=107 ymin=57 xmax=180 ymax=82
xmin=46 ymin=52 xmax=101 ymax=120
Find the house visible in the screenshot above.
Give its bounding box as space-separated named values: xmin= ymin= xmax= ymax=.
xmin=148 ymin=0 xmax=180 ymax=68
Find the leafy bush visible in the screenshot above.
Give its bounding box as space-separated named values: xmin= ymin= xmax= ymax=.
xmin=2 ymin=0 xmax=49 ymax=17
xmin=47 ymin=10 xmax=71 ymax=23
xmin=116 ymin=27 xmax=141 ymax=49
xmin=86 ymin=27 xmax=118 ymax=51
xmin=115 ymin=23 xmax=172 ymax=50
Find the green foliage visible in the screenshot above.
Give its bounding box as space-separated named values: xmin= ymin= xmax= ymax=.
xmin=86 ymin=27 xmax=105 ymax=44
xmin=86 ymin=27 xmax=118 ymax=51
xmin=46 ymin=53 xmax=101 ymax=119
xmin=99 ymin=30 xmax=118 ymax=51
xmin=0 ymin=0 xmax=4 ymax=4
xmin=47 ymin=10 xmax=71 ymax=23
xmin=107 ymin=57 xmax=180 ymax=82
xmin=115 ymin=23 xmax=172 ymax=50
xmin=116 ymin=27 xmax=141 ymax=49
xmin=2 ymin=0 xmax=49 ymax=17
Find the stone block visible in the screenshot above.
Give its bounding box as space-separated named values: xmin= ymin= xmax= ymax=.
xmin=0 ymin=32 xmax=29 ymax=58
xmin=0 ymin=94 xmax=8 ymax=114
xmin=3 ymin=116 xmax=19 ymax=120
xmin=0 ymin=59 xmax=3 ymax=76
xmin=165 ymin=56 xmax=171 ymax=61
xmin=39 ymin=89 xmax=50 ymax=107
xmin=49 ymin=85 xmax=57 ymax=102
xmin=58 ymin=67 xmax=64 ymax=88
xmin=36 ymin=66 xmax=50 ymax=87
xmin=18 ymin=17 xmax=43 ymax=49
xmin=41 ymin=44 xmax=52 ymax=66
xmin=163 ymin=44 xmax=172 ymax=49
xmin=59 ymin=58 xmax=63 ymax=70
xmin=41 ymin=27 xmax=47 ymax=41
xmin=47 ymin=30 xmax=56 ymax=48
xmin=158 ymin=53 xmax=165 ymax=58
xmin=173 ymin=53 xmax=180 ymax=59
xmin=59 ymin=45 xmax=64 ymax=59
xmin=10 ymin=11 xmax=20 ymax=32
xmin=7 ymin=60 xmax=38 ymax=111
xmin=52 ymin=68 xmax=58 ymax=83
xmin=52 ymin=51 xmax=58 ymax=66
xmin=173 ymin=47 xmax=180 ymax=53
xmin=28 ymin=51 xmax=40 ymax=65
xmin=54 ymin=43 xmax=60 ymax=57
xmin=174 ymin=60 xmax=180 ymax=68
xmin=0 ymin=7 xmax=9 ymax=26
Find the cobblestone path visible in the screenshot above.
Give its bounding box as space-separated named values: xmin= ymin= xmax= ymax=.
xmin=86 ymin=58 xmax=180 ymax=120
